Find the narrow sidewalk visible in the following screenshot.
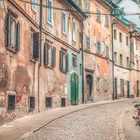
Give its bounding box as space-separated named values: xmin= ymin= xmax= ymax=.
xmin=0 ymin=99 xmax=138 ymax=140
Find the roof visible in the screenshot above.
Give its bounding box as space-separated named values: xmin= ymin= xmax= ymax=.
xmin=66 ymin=0 xmax=88 ymax=19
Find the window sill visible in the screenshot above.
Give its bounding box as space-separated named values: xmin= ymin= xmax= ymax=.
xmin=31 ymin=8 xmax=36 ymax=14
xmin=30 ymin=58 xmax=37 ymax=63
xmin=44 ymin=65 xmax=53 ymax=69
xmin=47 ymin=21 xmax=53 ymax=27
xmin=6 ymin=47 xmax=17 ymax=54
xmin=60 ymin=69 xmax=67 ymax=74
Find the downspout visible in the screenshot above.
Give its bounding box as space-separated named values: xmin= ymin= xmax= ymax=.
xmin=38 ymin=0 xmax=43 ymax=112
xmin=111 ymin=22 xmax=115 ymax=100
xmin=81 ymin=20 xmax=84 ymax=104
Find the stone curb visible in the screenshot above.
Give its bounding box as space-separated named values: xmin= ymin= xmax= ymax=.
xmin=118 ymin=109 xmax=129 ymax=140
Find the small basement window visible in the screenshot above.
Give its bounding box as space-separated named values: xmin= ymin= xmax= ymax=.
xmin=29 ymin=96 xmax=35 ymax=109
xmin=46 ymin=97 xmax=52 ymax=108
xmin=61 ymin=98 xmax=66 ymax=107
xmin=7 ymin=95 xmax=15 ymax=110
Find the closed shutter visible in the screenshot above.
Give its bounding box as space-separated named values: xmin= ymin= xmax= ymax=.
xmin=59 ymin=50 xmax=63 ymax=71
xmin=5 ymin=13 xmax=10 ymax=47
xmin=52 ymin=47 xmax=56 ymax=67
xmin=66 ymin=53 xmax=69 ymax=72
xmin=16 ymin=22 xmax=20 ymax=52
xmin=44 ymin=43 xmax=48 ymax=66
xmin=33 ymin=32 xmax=39 ymax=60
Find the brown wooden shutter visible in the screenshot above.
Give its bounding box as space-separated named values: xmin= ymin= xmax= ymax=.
xmin=44 ymin=43 xmax=48 ymax=66
xmin=16 ymin=22 xmax=20 ymax=52
xmin=5 ymin=13 xmax=10 ymax=47
xmin=59 ymin=50 xmax=63 ymax=71
xmin=52 ymin=47 xmax=56 ymax=67
xmin=33 ymin=32 xmax=39 ymax=60
xmin=66 ymin=53 xmax=69 ymax=72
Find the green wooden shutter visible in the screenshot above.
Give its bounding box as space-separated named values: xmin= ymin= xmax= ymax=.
xmin=59 ymin=50 xmax=63 ymax=71
xmin=52 ymin=47 xmax=56 ymax=67
xmin=16 ymin=22 xmax=20 ymax=52
xmin=33 ymin=32 xmax=39 ymax=60
xmin=44 ymin=43 xmax=48 ymax=66
xmin=5 ymin=13 xmax=10 ymax=47
xmin=66 ymin=53 xmax=69 ymax=72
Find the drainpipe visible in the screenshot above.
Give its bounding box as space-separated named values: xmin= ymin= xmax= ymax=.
xmin=111 ymin=23 xmax=115 ymax=100
xmin=81 ymin=20 xmax=84 ymax=104
xmin=38 ymin=0 xmax=43 ymax=112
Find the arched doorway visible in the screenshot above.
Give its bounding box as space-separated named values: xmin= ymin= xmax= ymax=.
xmin=71 ymin=72 xmax=79 ymax=105
xmin=86 ymin=74 xmax=93 ymax=100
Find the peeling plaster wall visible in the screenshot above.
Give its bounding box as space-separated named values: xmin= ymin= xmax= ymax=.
xmin=83 ymin=0 xmax=112 ymax=102
xmin=0 ymin=0 xmax=83 ymax=124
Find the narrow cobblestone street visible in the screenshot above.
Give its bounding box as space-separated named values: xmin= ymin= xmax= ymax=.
xmin=26 ymin=101 xmax=133 ymax=140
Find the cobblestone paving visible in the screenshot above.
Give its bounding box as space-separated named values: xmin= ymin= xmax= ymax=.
xmin=28 ymin=101 xmax=132 ymax=140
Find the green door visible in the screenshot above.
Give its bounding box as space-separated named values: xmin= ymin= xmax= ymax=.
xmin=71 ymin=73 xmax=79 ymax=105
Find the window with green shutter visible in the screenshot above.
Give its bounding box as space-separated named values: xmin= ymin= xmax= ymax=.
xmin=96 ymin=41 xmax=101 ymax=54
xmin=44 ymin=43 xmax=56 ymax=68
xmin=96 ymin=8 xmax=101 ymax=23
xmin=59 ymin=49 xmax=68 ymax=73
xmin=62 ymin=12 xmax=66 ymax=33
xmin=31 ymin=0 xmax=36 ymax=11
xmin=47 ymin=0 xmax=53 ymax=23
xmin=86 ymin=35 xmax=90 ymax=49
xmin=5 ymin=11 xmax=20 ymax=52
xmin=105 ymin=15 xmax=109 ymax=28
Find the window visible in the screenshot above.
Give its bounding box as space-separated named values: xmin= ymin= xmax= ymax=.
xmin=7 ymin=95 xmax=15 ymax=110
xmin=29 ymin=96 xmax=35 ymax=109
xmin=103 ymin=79 xmax=108 ymax=91
xmin=73 ymin=21 xmax=76 ymax=41
xmin=86 ymin=1 xmax=90 ymax=15
xmin=31 ymin=32 xmax=39 ymax=60
xmin=31 ymin=0 xmax=36 ymax=11
xmin=126 ymin=36 xmax=129 ymax=46
xmin=60 ymin=49 xmax=68 ymax=73
xmin=97 ymin=77 xmax=100 ymax=90
xmin=96 ymin=8 xmax=101 ymax=23
xmin=136 ymin=40 xmax=138 ymax=50
xmin=96 ymin=41 xmax=101 ymax=54
xmin=5 ymin=12 xmax=20 ymax=52
xmin=120 ymin=79 xmax=124 ymax=97
xmin=114 ymin=52 xmax=117 ymax=64
xmin=62 ymin=12 xmax=66 ymax=33
xmin=61 ymin=98 xmax=66 ymax=107
xmin=72 ymin=56 xmax=77 ymax=67
xmin=44 ymin=43 xmax=56 ymax=68
xmin=127 ymin=57 xmax=129 ymax=68
xmin=106 ymin=46 xmax=109 ymax=58
xmin=86 ymin=35 xmax=90 ymax=49
xmin=47 ymin=0 xmax=53 ymax=23
xmin=105 ymin=15 xmax=109 ymax=28
xmin=136 ymin=60 xmax=139 ymax=70
xmin=80 ymin=64 xmax=82 ymax=75
xmin=119 ymin=32 xmax=122 ymax=42
xmin=120 ymin=54 xmax=123 ymax=66
xmin=114 ymin=29 xmax=117 ymax=40
xmin=46 ymin=97 xmax=52 ymax=108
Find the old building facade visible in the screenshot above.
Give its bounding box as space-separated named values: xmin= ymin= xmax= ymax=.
xmin=0 ymin=0 xmax=86 ymax=124
xmin=0 ymin=0 xmax=139 ymax=125
xmin=82 ymin=0 xmax=113 ymax=102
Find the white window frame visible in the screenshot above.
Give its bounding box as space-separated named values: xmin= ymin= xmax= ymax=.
xmin=62 ymin=12 xmax=67 ymax=34
xmin=47 ymin=0 xmax=53 ymax=25
xmin=31 ymin=0 xmax=36 ymax=11
xmin=72 ymin=20 xmax=77 ymax=42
